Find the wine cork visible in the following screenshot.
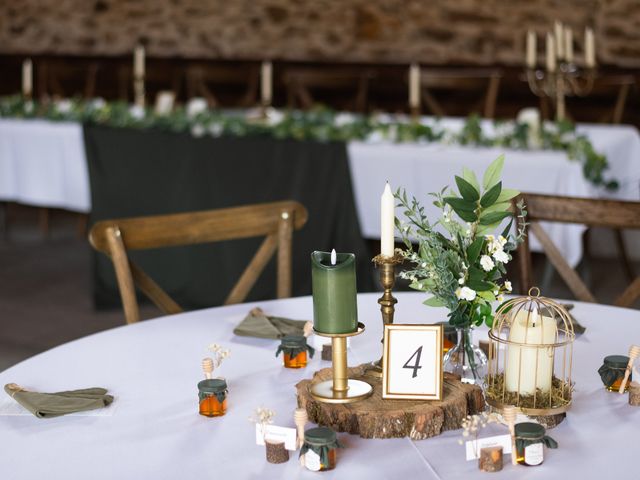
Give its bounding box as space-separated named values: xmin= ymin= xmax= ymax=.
xmin=294 ymin=408 xmax=308 ymax=449
xmin=619 ymin=345 xmax=640 ymax=394
xmin=502 ymin=406 xmax=517 ymax=466
xmin=202 ymin=357 xmax=214 ymax=379
xmin=479 ymin=446 xmax=503 ymax=472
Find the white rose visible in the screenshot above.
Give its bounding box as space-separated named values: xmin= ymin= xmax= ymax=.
xmin=186 ymin=97 xmax=208 ymax=118
xmin=129 ymin=105 xmax=145 ymax=120
xmin=334 ymin=112 xmax=355 ymax=127
xmin=504 ymin=281 xmax=512 ymax=292
xmin=89 ymin=97 xmax=106 ymax=110
xmin=480 ymin=255 xmax=495 ymax=272
xmin=265 ymin=108 xmax=285 ymax=126
xmin=458 ymin=278 xmax=465 ymax=285
xmin=366 ymin=130 xmax=385 ymax=143
xmin=191 ymin=123 xmax=205 ymax=137
xmin=493 ymin=250 xmax=510 ymax=264
xmin=456 ymin=286 xmax=477 ymax=301
xmin=55 ymin=99 xmax=73 ymax=114
xmin=208 ymin=123 xmax=223 ymax=137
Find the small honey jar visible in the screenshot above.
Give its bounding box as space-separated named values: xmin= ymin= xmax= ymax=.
xmin=197 ymin=379 xmax=228 ymax=417
xmin=300 ymin=427 xmax=342 ymax=472
xmin=276 ymin=335 xmax=314 ymax=369
xmin=514 ymin=422 xmax=557 ymax=466
xmin=598 ymin=355 xmax=631 ymax=392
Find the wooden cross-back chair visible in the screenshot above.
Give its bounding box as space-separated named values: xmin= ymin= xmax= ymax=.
xmin=516 ymin=193 xmax=640 ymax=308
xmin=283 ymin=68 xmax=376 ymax=113
xmin=37 ymin=59 xmax=99 ymax=100
xmin=417 ymin=68 xmax=503 ymax=119
xmin=89 ymin=201 xmax=308 ymax=324
xmin=185 ymin=64 xmax=258 ymax=108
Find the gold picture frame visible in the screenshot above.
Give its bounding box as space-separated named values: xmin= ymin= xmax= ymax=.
xmin=382 ymin=324 xmax=443 ymax=400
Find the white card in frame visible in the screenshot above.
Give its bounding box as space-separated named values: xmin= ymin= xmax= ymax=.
xmin=382 ymin=324 xmax=443 ymax=400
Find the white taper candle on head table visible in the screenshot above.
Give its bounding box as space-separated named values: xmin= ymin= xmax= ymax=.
xmin=330 ymin=248 xmax=337 ymax=265
xmin=261 ymin=60 xmax=273 ymax=106
xmin=380 ymin=182 xmax=395 ymax=257
xmin=408 ymin=63 xmax=420 ymax=110
xmin=554 ymin=21 xmax=564 ymax=60
xmin=546 ymin=33 xmax=556 ymax=73
xmin=134 ymin=45 xmax=145 ymax=77
xmin=22 ymin=59 xmax=33 ymax=98
xmin=526 ymin=31 xmax=537 ymax=68
xmin=585 ymin=27 xmax=596 ymax=68
xmin=564 ymin=28 xmax=574 ymax=63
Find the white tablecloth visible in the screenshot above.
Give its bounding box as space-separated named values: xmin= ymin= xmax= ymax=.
xmin=0 ymin=292 xmax=638 ymax=479
xmin=0 ymin=119 xmax=90 ymax=212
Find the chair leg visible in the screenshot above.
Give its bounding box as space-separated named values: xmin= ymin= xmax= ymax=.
xmin=614 ymin=228 xmax=635 ymax=282
xmin=76 ymin=213 xmax=89 ymax=239
xmin=39 ymin=207 xmax=51 ymax=238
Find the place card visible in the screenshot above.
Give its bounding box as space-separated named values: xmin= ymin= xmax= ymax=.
xmin=465 ymin=434 xmax=512 ymax=460
xmin=256 ymin=424 xmax=297 ymax=451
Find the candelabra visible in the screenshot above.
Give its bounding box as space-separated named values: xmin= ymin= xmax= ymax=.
xmin=525 ymin=63 xmax=596 ymax=121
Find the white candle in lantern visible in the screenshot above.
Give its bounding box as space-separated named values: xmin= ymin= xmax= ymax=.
xmin=22 ymin=59 xmax=33 ymax=97
xmin=408 ymin=63 xmax=420 ymax=110
xmin=546 ymin=33 xmax=556 ymax=72
xmin=564 ymin=28 xmax=574 ymax=63
xmin=134 ymin=45 xmax=145 ymax=78
xmin=261 ymin=60 xmax=273 ymax=106
xmin=380 ymin=182 xmax=395 ymax=257
xmin=505 ymin=307 xmax=557 ymax=395
xmin=554 ymin=21 xmax=564 ymax=60
xmin=526 ymin=31 xmax=537 ymax=68
xmin=585 ymin=27 xmax=596 ymax=68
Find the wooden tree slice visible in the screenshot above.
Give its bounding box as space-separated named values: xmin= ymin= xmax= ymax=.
xmin=296 ymin=364 xmax=485 ymax=440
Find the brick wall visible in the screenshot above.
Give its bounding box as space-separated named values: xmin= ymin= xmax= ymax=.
xmin=0 ymin=0 xmax=638 ymax=67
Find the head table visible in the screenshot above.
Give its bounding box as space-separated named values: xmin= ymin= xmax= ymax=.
xmin=1 ymin=292 xmax=638 ymax=479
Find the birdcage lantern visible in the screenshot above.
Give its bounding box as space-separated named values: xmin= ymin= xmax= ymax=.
xmin=486 ymin=288 xmax=575 ymax=416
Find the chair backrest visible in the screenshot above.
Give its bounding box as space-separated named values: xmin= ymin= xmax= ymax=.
xmin=185 ymin=64 xmax=259 ymax=108
xmin=516 ymin=193 xmax=640 ymax=307
xmin=89 ymin=201 xmax=308 ymax=324
xmin=283 ymin=68 xmax=376 ymax=112
xmin=37 ymin=59 xmax=99 ymax=99
xmin=418 ymin=68 xmax=502 ymax=119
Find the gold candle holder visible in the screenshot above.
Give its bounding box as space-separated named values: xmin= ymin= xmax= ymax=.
xmin=134 ymin=75 xmax=145 ymax=108
xmin=310 ymin=323 xmax=373 ymax=404
xmin=364 ymin=253 xmax=403 ymax=378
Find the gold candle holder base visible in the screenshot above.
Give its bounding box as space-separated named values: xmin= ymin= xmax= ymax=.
xmin=364 ymin=253 xmax=403 ymax=378
xmin=309 ymin=323 xmax=373 ymax=404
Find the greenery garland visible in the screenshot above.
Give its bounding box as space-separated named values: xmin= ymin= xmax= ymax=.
xmin=0 ymin=95 xmax=617 ymax=190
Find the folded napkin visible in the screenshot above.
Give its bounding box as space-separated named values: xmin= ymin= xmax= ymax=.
xmin=4 ymin=383 xmax=114 ymax=418
xmin=234 ymin=307 xmax=311 ymax=339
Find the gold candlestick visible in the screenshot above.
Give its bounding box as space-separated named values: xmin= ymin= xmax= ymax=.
xmin=134 ymin=75 xmax=145 ymax=109
xmin=364 ymin=253 xmax=403 ymax=377
xmin=310 ymin=323 xmax=373 ymax=404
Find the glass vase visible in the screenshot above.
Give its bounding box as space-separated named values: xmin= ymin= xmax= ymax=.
xmin=443 ymin=327 xmax=487 ymax=385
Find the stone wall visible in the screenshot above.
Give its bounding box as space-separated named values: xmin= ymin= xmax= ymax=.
xmin=1 ymin=0 xmax=639 ymax=67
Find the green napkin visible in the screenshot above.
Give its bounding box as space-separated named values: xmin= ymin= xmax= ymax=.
xmin=233 ymin=308 xmax=310 ymax=339
xmin=4 ymin=383 xmax=114 ymax=418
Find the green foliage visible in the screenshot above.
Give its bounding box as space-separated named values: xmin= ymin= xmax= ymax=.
xmin=0 ymin=95 xmax=617 ymax=190
xmin=396 ymin=155 xmax=527 ymax=330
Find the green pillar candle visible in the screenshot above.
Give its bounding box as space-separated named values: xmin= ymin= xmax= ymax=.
xmin=311 ymin=250 xmax=358 ymax=334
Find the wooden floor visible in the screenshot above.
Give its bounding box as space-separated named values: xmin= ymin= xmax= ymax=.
xmin=0 ymin=205 xmax=637 ymax=372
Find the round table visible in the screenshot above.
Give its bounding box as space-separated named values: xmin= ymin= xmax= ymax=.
xmin=1 ymin=293 xmax=638 ymax=479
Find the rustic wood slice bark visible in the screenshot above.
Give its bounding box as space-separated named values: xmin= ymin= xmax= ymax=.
xmin=295 ymin=364 xmax=485 ymax=440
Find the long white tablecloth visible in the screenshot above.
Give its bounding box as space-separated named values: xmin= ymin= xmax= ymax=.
xmin=1 ymin=117 xmax=639 ymax=266
xmin=0 ymin=292 xmax=638 ymax=479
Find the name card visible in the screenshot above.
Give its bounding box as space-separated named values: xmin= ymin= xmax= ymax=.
xmin=256 ymin=424 xmax=297 ymax=451
xmin=382 ymin=324 xmax=443 ymax=400
xmin=465 ymin=434 xmax=512 ymax=460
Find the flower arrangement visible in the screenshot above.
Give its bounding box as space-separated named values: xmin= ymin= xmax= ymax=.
xmin=395 ymin=155 xmax=527 ymax=383
xmin=396 ymin=155 xmax=526 ymax=330
xmin=0 ymin=95 xmax=616 ymax=190
xmin=206 ymin=343 xmax=231 ymax=376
